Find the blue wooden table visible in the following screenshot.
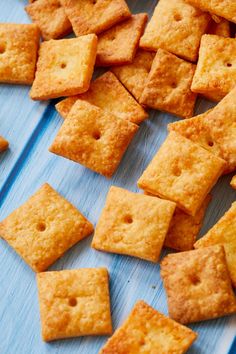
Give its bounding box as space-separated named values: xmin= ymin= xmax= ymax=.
xmin=0 ymin=1 xmax=236 ymax=353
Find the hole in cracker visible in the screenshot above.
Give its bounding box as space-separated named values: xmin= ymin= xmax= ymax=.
xmin=174 ymin=14 xmax=182 ymax=22
xmin=92 ymin=131 xmax=101 ymax=140
xmin=109 ymin=36 xmax=116 ymax=41
xmin=208 ymin=141 xmax=214 ymax=147
xmin=68 ymin=298 xmax=77 ymax=307
xmin=190 ymin=274 xmax=201 ymax=286
xmin=226 ymin=62 xmax=232 ymax=67
xmin=173 ymin=166 xmax=181 ymax=177
xmin=61 ymin=63 xmax=67 ymax=69
xmin=36 ymin=222 xmax=46 ymax=232
xmin=124 ymin=215 xmax=133 ymax=224
xmin=171 ymin=82 xmax=177 ymax=89
xmin=92 ymin=0 xmax=97 ymax=4
xmin=0 ymin=43 xmax=6 ymax=54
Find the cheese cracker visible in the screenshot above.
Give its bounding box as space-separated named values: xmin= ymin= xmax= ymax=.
xmin=0 ymin=136 xmax=9 ymax=152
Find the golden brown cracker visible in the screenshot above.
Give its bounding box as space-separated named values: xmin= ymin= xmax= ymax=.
xmin=30 ymin=34 xmax=97 ymax=100
xmin=96 ymin=14 xmax=148 ymax=67
xmin=140 ymin=0 xmax=210 ymax=62
xmin=161 ymin=245 xmax=236 ymax=324
xmin=185 ymin=0 xmax=236 ymax=24
xmin=56 ymin=71 xmax=148 ymax=124
xmin=100 ymin=300 xmax=197 ymax=354
xmin=138 ymin=132 xmax=226 ymax=216
xmin=92 ymin=186 xmax=176 ymax=262
xmin=0 ymin=183 xmax=93 ymax=272
xmin=191 ymin=35 xmax=236 ymax=99
xmin=112 ymin=49 xmax=155 ymax=103
xmin=25 ymin=0 xmax=72 ymax=40
xmin=168 ymin=87 xmax=236 ymax=173
xmin=37 ymin=268 xmax=112 ymax=341
xmin=50 ymin=100 xmax=138 ymax=178
xmin=195 ymin=202 xmax=236 ymax=287
xmin=60 ymin=0 xmax=131 ymax=37
xmin=0 ymin=136 xmax=9 ymax=152
xmin=140 ymin=49 xmax=197 ymax=119
xmin=0 ymin=23 xmax=40 ymax=84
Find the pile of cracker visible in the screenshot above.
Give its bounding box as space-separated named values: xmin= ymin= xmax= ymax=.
xmin=0 ymin=0 xmax=236 ymax=352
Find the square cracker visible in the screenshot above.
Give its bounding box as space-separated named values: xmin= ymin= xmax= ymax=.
xmin=25 ymin=0 xmax=72 ymax=40
xmin=37 ymin=268 xmax=112 ymax=341
xmin=140 ymin=49 xmax=197 ymax=119
xmin=0 ymin=23 xmax=40 ymax=84
xmin=230 ymin=176 xmax=236 ymax=190
xmin=50 ymin=100 xmax=138 ymax=178
xmin=138 ymin=132 xmax=226 ymax=216
xmin=139 ymin=0 xmax=210 ymax=62
xmin=92 ymin=186 xmax=176 ymax=262
xmin=168 ymin=87 xmax=236 ymax=174
xmin=0 ymin=136 xmax=9 ymax=152
xmin=112 ymin=49 xmax=155 ymax=103
xmin=30 ymin=34 xmax=97 ymax=100
xmin=0 ymin=183 xmax=93 ymax=272
xmin=185 ymin=0 xmax=236 ymax=24
xmin=60 ymin=0 xmax=131 ymax=37
xmin=191 ymin=35 xmax=236 ymax=100
xmin=56 ymin=71 xmax=148 ymax=124
xmin=96 ymin=14 xmax=148 ymax=67
xmin=100 ymin=300 xmax=197 ymax=354
xmin=161 ymin=245 xmax=236 ymax=324
xmin=195 ymin=202 xmax=236 ymax=287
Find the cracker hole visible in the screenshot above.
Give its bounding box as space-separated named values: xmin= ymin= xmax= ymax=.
xmin=92 ymin=0 xmax=97 ymax=4
xmin=109 ymin=36 xmax=116 ymax=41
xmin=226 ymin=62 xmax=232 ymax=67
xmin=92 ymin=131 xmax=101 ymax=140
xmin=68 ymin=298 xmax=77 ymax=307
xmin=171 ymin=82 xmax=177 ymax=89
xmin=61 ymin=63 xmax=67 ymax=69
xmin=124 ymin=215 xmax=133 ymax=224
xmin=173 ymin=166 xmax=181 ymax=177
xmin=36 ymin=222 xmax=46 ymax=232
xmin=0 ymin=43 xmax=6 ymax=54
xmin=190 ymin=274 xmax=201 ymax=286
xmin=208 ymin=141 xmax=214 ymax=147
xmin=174 ymin=14 xmax=182 ymax=22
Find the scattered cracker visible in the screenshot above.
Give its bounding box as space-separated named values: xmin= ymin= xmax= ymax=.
xmin=92 ymin=186 xmax=176 ymax=262
xmin=96 ymin=14 xmax=148 ymax=67
xmin=112 ymin=49 xmax=155 ymax=103
xmin=140 ymin=49 xmax=197 ymax=119
xmin=37 ymin=268 xmax=112 ymax=341
xmin=208 ymin=17 xmax=230 ymax=38
xmin=161 ymin=245 xmax=236 ymax=324
xmin=50 ymin=100 xmax=138 ymax=178
xmin=100 ymin=300 xmax=197 ymax=354
xmin=230 ymin=176 xmax=236 ymax=190
xmin=185 ymin=0 xmax=236 ymax=24
xmin=139 ymin=0 xmax=210 ymax=62
xmin=0 ymin=136 xmax=9 ymax=152
xmin=195 ymin=202 xmax=236 ymax=287
xmin=138 ymin=132 xmax=226 ymax=216
xmin=168 ymin=87 xmax=236 ymax=173
xmin=60 ymin=0 xmax=131 ymax=37
xmin=56 ymin=71 xmax=148 ymax=124
xmin=0 ymin=23 xmax=40 ymax=84
xmin=0 ymin=183 xmax=93 ymax=272
xmin=30 ymin=34 xmax=97 ymax=100
xmin=25 ymin=0 xmax=72 ymax=40
xmin=191 ymin=35 xmax=236 ymax=100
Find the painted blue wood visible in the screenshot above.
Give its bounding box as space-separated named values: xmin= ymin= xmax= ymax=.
xmin=0 ymin=1 xmax=235 ymax=354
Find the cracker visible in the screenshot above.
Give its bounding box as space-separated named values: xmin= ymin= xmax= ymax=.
xmin=191 ymin=35 xmax=236 ymax=100
xmin=230 ymin=176 xmax=236 ymax=190
xmin=37 ymin=268 xmax=112 ymax=341
xmin=100 ymin=300 xmax=197 ymax=354
xmin=60 ymin=0 xmax=131 ymax=37
xmin=139 ymin=0 xmax=210 ymax=62
xmin=30 ymin=34 xmax=97 ymax=100
xmin=0 ymin=136 xmax=9 ymax=152
xmin=56 ymin=71 xmax=148 ymax=124
xmin=195 ymin=202 xmax=236 ymax=287
xmin=161 ymin=245 xmax=236 ymax=324
xmin=25 ymin=0 xmax=72 ymax=40
xmin=138 ymin=132 xmax=226 ymax=216
xmin=185 ymin=0 xmax=236 ymax=24
xmin=96 ymin=14 xmax=148 ymax=67
xmin=50 ymin=100 xmax=138 ymax=178
xmin=112 ymin=49 xmax=155 ymax=103
xmin=140 ymin=49 xmax=197 ymax=119
xmin=0 ymin=23 xmax=40 ymax=84
xmin=92 ymin=186 xmax=176 ymax=262
xmin=168 ymin=87 xmax=236 ymax=173
xmin=0 ymin=184 xmax=93 ymax=272
xmin=208 ymin=17 xmax=230 ymax=38
xmin=165 ymin=195 xmax=211 ymax=251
